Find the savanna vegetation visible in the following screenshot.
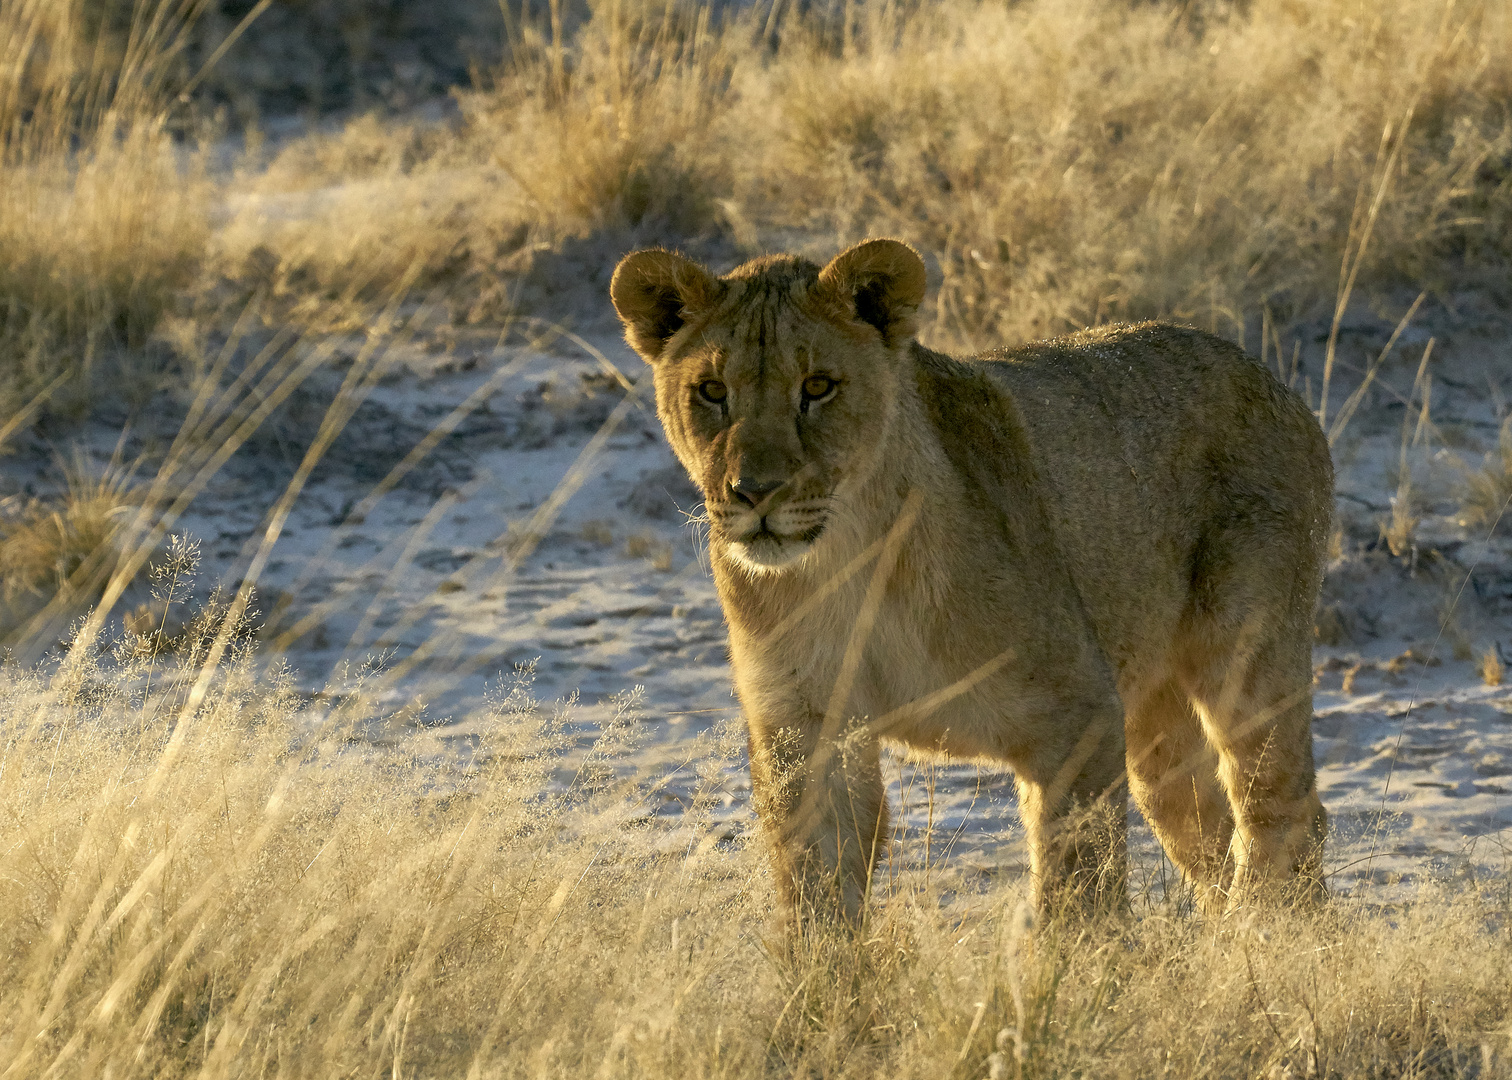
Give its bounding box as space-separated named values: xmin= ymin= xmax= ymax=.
xmin=2 ymin=0 xmax=1512 ymax=1075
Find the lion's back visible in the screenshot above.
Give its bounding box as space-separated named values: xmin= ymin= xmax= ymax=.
xmin=986 ymin=322 xmax=1329 ymax=511
xmin=917 ymin=322 xmax=1332 ymax=675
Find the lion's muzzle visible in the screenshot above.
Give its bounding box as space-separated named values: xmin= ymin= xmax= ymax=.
xmin=708 ymin=490 xmax=831 ymax=572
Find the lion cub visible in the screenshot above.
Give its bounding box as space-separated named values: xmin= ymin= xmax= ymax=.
xmin=612 ymin=239 xmax=1332 ymax=920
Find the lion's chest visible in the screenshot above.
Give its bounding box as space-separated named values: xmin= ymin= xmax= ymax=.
xmin=727 ymin=576 xmax=1017 ymax=761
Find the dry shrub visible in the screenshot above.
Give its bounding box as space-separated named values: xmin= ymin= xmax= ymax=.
xmin=1460 ymin=416 xmax=1512 ymax=536
xmin=756 ymin=0 xmax=1512 ymax=348
xmin=229 ymin=0 xmax=1512 ymax=344
xmin=1481 ymin=646 xmax=1505 ymax=687
xmin=0 ymin=145 xmax=207 ymax=417
xmin=215 ymin=167 xmax=481 ymax=322
xmin=0 ymin=0 xmax=209 ymax=419
xmin=214 ymin=0 xmax=742 ymax=322
xmin=9 ymin=0 xmax=1512 ymax=378
xmin=626 ymin=530 xmax=674 ymax=569
xmin=465 ymin=0 xmax=737 ymax=238
xmin=0 ymin=451 xmax=146 ymax=640
xmin=581 ymin=518 xmax=615 ymax=546
xmin=213 ymin=114 xmax=484 ymax=319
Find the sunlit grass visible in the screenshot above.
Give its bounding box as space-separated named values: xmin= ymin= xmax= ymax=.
xmin=0 ymin=0 xmax=211 ymax=419
xmin=223 ymin=0 xmax=1512 ymax=350
xmin=0 ymin=447 xmax=148 ymax=642
xmin=1460 ymin=416 xmax=1512 ymax=537
xmin=1 ymin=626 xmax=1508 ymax=1077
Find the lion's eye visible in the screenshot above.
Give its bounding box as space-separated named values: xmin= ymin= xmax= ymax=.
xmin=698 ymin=380 xmax=728 ymax=404
xmin=801 ymin=375 xmax=837 ymax=401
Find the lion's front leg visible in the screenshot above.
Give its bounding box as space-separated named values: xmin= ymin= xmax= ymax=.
xmin=748 ymin=716 xmax=889 ymax=927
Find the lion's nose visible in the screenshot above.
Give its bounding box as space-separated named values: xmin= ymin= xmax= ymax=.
xmin=729 ymin=477 xmax=785 ymax=507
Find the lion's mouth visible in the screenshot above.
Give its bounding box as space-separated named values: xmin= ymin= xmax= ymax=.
xmin=736 ymin=520 xmax=826 ymax=547
xmin=719 ymin=510 xmax=829 ymax=572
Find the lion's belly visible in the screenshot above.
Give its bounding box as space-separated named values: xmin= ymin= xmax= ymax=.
xmin=860 ymin=617 xmax=1019 ymax=760
xmin=984 ymin=382 xmax=1202 ymax=680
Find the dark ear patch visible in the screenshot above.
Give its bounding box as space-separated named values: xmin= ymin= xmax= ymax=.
xmin=853 ymin=279 xmax=892 ymax=338
xmin=610 ymin=250 xmax=723 ymax=362
xmin=634 ymin=282 xmax=685 ymax=341
xmin=817 ymin=239 xmax=928 ymax=348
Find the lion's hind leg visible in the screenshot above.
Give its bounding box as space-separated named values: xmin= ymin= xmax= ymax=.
xmin=1179 ymin=629 xmax=1328 ymax=911
xmin=1125 ymin=677 xmax=1235 ymax=913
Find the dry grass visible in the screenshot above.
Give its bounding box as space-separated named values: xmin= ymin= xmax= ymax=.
xmin=214 ymin=135 xmax=481 ymax=324
xmin=627 ymin=530 xmax=676 ymax=570
xmin=0 ymin=144 xmax=206 ymax=419
xmin=216 ymin=0 xmax=1512 ymax=351
xmin=0 ymin=449 xmax=149 ymax=640
xmin=1481 ymin=646 xmax=1506 ymax=688
xmin=9 ymin=0 xmax=1512 ymax=411
xmin=467 ymin=0 xmax=736 ymax=238
xmin=582 ymin=518 xmax=616 ymax=547
xmin=0 ymin=618 xmax=1508 ymax=1079
xmin=0 ymin=0 xmax=210 ymax=419
xmin=1460 ymin=416 xmax=1512 ymax=536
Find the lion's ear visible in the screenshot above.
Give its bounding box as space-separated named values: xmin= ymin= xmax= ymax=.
xmin=610 ymin=249 xmax=724 ymax=362
xmin=817 ymin=239 xmax=927 ymax=348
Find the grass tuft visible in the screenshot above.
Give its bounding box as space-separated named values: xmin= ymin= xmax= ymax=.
xmin=0 ymin=0 xmax=210 ymax=420
xmin=0 ymin=449 xmax=148 ymax=639
xmin=468 ymin=0 xmax=737 ymax=238
xmin=1481 ymin=646 xmax=1506 ymax=688
xmin=1460 ymin=416 xmax=1512 ymax=536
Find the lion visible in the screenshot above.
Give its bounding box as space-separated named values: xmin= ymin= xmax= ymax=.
xmin=611 ymin=238 xmax=1332 ymax=921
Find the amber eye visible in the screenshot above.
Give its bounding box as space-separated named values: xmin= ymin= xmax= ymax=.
xmin=699 ymin=380 xmax=728 ymax=404
xmin=801 ymin=375 xmax=837 ymax=401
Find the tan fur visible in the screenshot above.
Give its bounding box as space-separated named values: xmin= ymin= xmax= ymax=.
xmin=612 ymin=239 xmax=1333 ymax=921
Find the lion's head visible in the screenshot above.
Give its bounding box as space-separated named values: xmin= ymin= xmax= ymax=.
xmin=611 ymin=239 xmax=927 ymax=573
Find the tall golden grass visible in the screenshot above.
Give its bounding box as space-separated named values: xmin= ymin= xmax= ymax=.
xmin=1461 ymin=416 xmax=1512 ymax=535
xmin=0 ymin=0 xmax=212 ymax=419
xmin=1 ymin=621 xmax=1509 ymax=1078
xmin=13 ymin=0 xmax=1512 ymax=382
xmin=0 ymin=446 xmax=143 ymax=635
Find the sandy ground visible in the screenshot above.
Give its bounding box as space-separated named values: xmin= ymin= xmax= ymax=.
xmin=13 ymin=272 xmax=1512 ymax=912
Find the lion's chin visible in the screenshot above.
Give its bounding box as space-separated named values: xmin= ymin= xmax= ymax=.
xmin=724 ymin=525 xmax=824 ymax=575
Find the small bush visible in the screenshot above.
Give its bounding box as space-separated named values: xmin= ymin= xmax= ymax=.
xmin=213 ymin=117 xmax=482 ymax=319
xmin=0 ymin=0 xmax=209 ymax=420
xmin=0 ymin=145 xmax=207 ymax=418
xmin=465 ymin=0 xmax=738 ymax=237
xmin=754 ymin=0 xmax=1512 ymax=347
xmin=215 ymin=0 xmax=743 ymax=318
xmin=0 ymin=451 xmax=146 ymax=641
xmin=1460 ymin=416 xmax=1512 ymax=535
xmin=210 ymin=0 xmax=1512 ymax=343
xmin=1481 ymin=646 xmax=1505 ymax=687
